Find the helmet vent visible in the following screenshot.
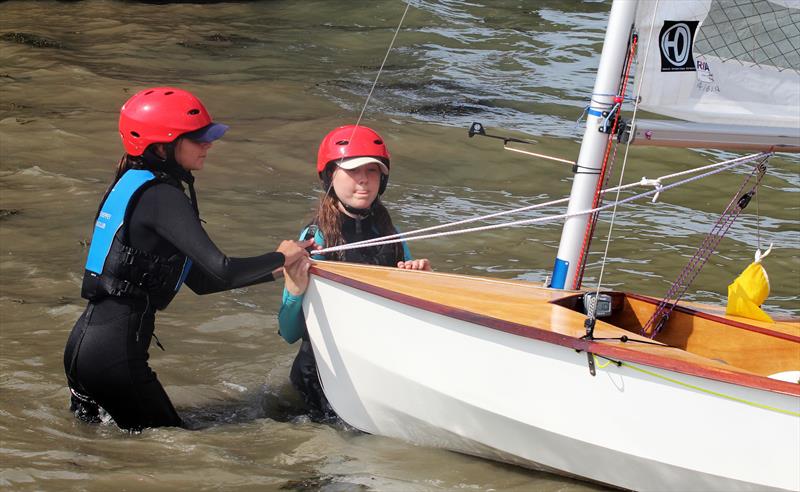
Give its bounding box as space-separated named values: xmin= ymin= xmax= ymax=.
xmin=187 ymin=108 xmax=200 ymax=115
xmin=144 ymin=90 xmax=154 ymax=95
xmin=335 ymin=140 xmax=349 ymax=146
xmin=374 ymin=139 xmax=383 ymax=144
xmin=130 ymin=131 xmax=140 ymax=138
xmin=164 ymin=91 xmax=174 ymax=95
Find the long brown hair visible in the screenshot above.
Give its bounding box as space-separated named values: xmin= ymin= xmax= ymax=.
xmin=314 ymin=191 xmax=403 ymax=262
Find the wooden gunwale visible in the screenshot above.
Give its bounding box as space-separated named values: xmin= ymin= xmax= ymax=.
xmin=309 ymin=263 xmax=800 ymax=397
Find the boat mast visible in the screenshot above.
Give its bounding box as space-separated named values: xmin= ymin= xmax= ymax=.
xmin=550 ymin=0 xmax=637 ymax=290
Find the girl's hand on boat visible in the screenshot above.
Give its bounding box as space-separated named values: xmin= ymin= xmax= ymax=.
xmin=277 ymin=239 xmax=314 ymax=267
xmin=397 ymin=259 xmax=432 ymax=271
xmin=283 ymin=256 xmax=311 ymax=296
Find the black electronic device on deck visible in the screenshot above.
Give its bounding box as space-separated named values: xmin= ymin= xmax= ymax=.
xmin=583 ymin=292 xmax=613 ymax=318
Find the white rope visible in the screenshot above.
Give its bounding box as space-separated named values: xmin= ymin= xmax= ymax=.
xmin=320 ymin=152 xmax=767 ymax=254
xmin=352 ymin=1 xmax=412 ymax=131
xmin=315 ymin=153 xmax=768 ymax=256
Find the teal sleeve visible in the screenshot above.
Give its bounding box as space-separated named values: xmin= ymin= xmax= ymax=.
xmin=278 ymin=289 xmax=306 ymax=344
xmin=401 ymin=241 xmax=412 ymax=261
xmin=395 ymin=226 xmax=412 ymax=261
xmin=277 ymin=226 xmax=325 ymax=344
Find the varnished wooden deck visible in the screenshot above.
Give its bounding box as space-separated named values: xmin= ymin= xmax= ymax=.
xmin=310 ymin=261 xmax=800 ymax=396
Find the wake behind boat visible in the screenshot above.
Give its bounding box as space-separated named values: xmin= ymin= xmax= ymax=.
xmin=299 ymin=0 xmax=800 ymax=490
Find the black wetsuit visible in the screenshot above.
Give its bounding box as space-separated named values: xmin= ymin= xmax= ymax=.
xmin=63 ymin=165 xmax=284 ymax=431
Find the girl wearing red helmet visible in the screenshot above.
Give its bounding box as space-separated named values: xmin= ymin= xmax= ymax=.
xmin=277 ymin=124 xmax=431 ymax=420
xmin=63 ymin=87 xmax=313 ymax=431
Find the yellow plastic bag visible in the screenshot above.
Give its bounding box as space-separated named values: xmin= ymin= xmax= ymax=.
xmin=726 ymin=245 xmax=773 ymax=322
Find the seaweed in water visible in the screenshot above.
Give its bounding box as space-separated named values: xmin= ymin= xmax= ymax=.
xmin=204 ymin=32 xmax=260 ymax=44
xmin=176 ymin=32 xmax=262 ymax=51
xmin=411 ymin=101 xmax=486 ymax=117
xmin=0 ymin=32 xmax=63 ymax=49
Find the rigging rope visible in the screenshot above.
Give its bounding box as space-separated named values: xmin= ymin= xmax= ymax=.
xmin=641 ymin=157 xmax=770 ymax=338
xmin=332 ymin=153 xmax=765 ymax=251
xmin=314 ymin=153 xmax=769 ymax=257
xmin=352 ymin=1 xmax=412 ymax=131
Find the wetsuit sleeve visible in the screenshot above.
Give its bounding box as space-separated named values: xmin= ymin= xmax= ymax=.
xmin=136 ymin=184 xmax=285 ymax=295
xmin=396 ymin=227 xmax=413 ymax=261
xmin=278 ymin=290 xmax=306 ymax=344
xmin=277 ymin=227 xmax=324 ymax=343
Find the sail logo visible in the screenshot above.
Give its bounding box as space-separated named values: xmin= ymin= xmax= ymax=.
xmin=659 ymin=21 xmax=699 ymax=72
xmin=694 ymin=55 xmax=720 ymax=93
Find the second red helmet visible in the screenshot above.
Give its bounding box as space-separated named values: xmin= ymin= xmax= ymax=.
xmin=118 ymin=87 xmax=227 ymax=156
xmin=316 ymin=125 xmax=391 ymax=174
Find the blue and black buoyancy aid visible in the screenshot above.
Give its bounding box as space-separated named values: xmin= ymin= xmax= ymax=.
xmin=81 ymin=169 xmax=192 ymax=310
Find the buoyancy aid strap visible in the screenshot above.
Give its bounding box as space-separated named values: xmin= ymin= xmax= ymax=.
xmin=113 ymin=244 xmax=190 ymax=294
xmin=119 ymin=244 xmax=178 ymax=282
xmin=85 ymin=169 xmax=156 ymax=274
xmin=96 ymin=272 xmax=149 ymax=298
xmin=300 ymin=225 xmax=326 ymax=261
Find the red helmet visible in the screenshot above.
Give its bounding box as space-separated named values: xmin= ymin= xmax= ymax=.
xmin=317 ymin=125 xmax=391 ymax=195
xmin=316 ymin=125 xmax=390 ymax=173
xmin=118 ymin=87 xmax=220 ymax=156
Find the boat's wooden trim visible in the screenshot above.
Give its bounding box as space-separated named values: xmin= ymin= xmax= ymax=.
xmin=310 ymin=263 xmax=800 ymax=397
xmin=310 ymin=266 xmax=592 ymax=351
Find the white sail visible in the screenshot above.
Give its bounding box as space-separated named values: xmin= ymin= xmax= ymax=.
xmin=634 ymin=0 xmax=800 ymax=129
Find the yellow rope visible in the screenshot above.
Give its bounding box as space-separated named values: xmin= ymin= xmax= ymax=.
xmin=593 ymin=355 xmax=800 ymax=417
xmin=595 ymin=357 xmax=613 ymax=369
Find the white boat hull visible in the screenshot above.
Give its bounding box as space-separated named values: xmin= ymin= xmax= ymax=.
xmin=303 ymin=276 xmax=800 ymax=492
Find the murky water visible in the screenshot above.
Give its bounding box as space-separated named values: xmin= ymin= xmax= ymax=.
xmin=0 ymin=1 xmax=797 ymax=490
